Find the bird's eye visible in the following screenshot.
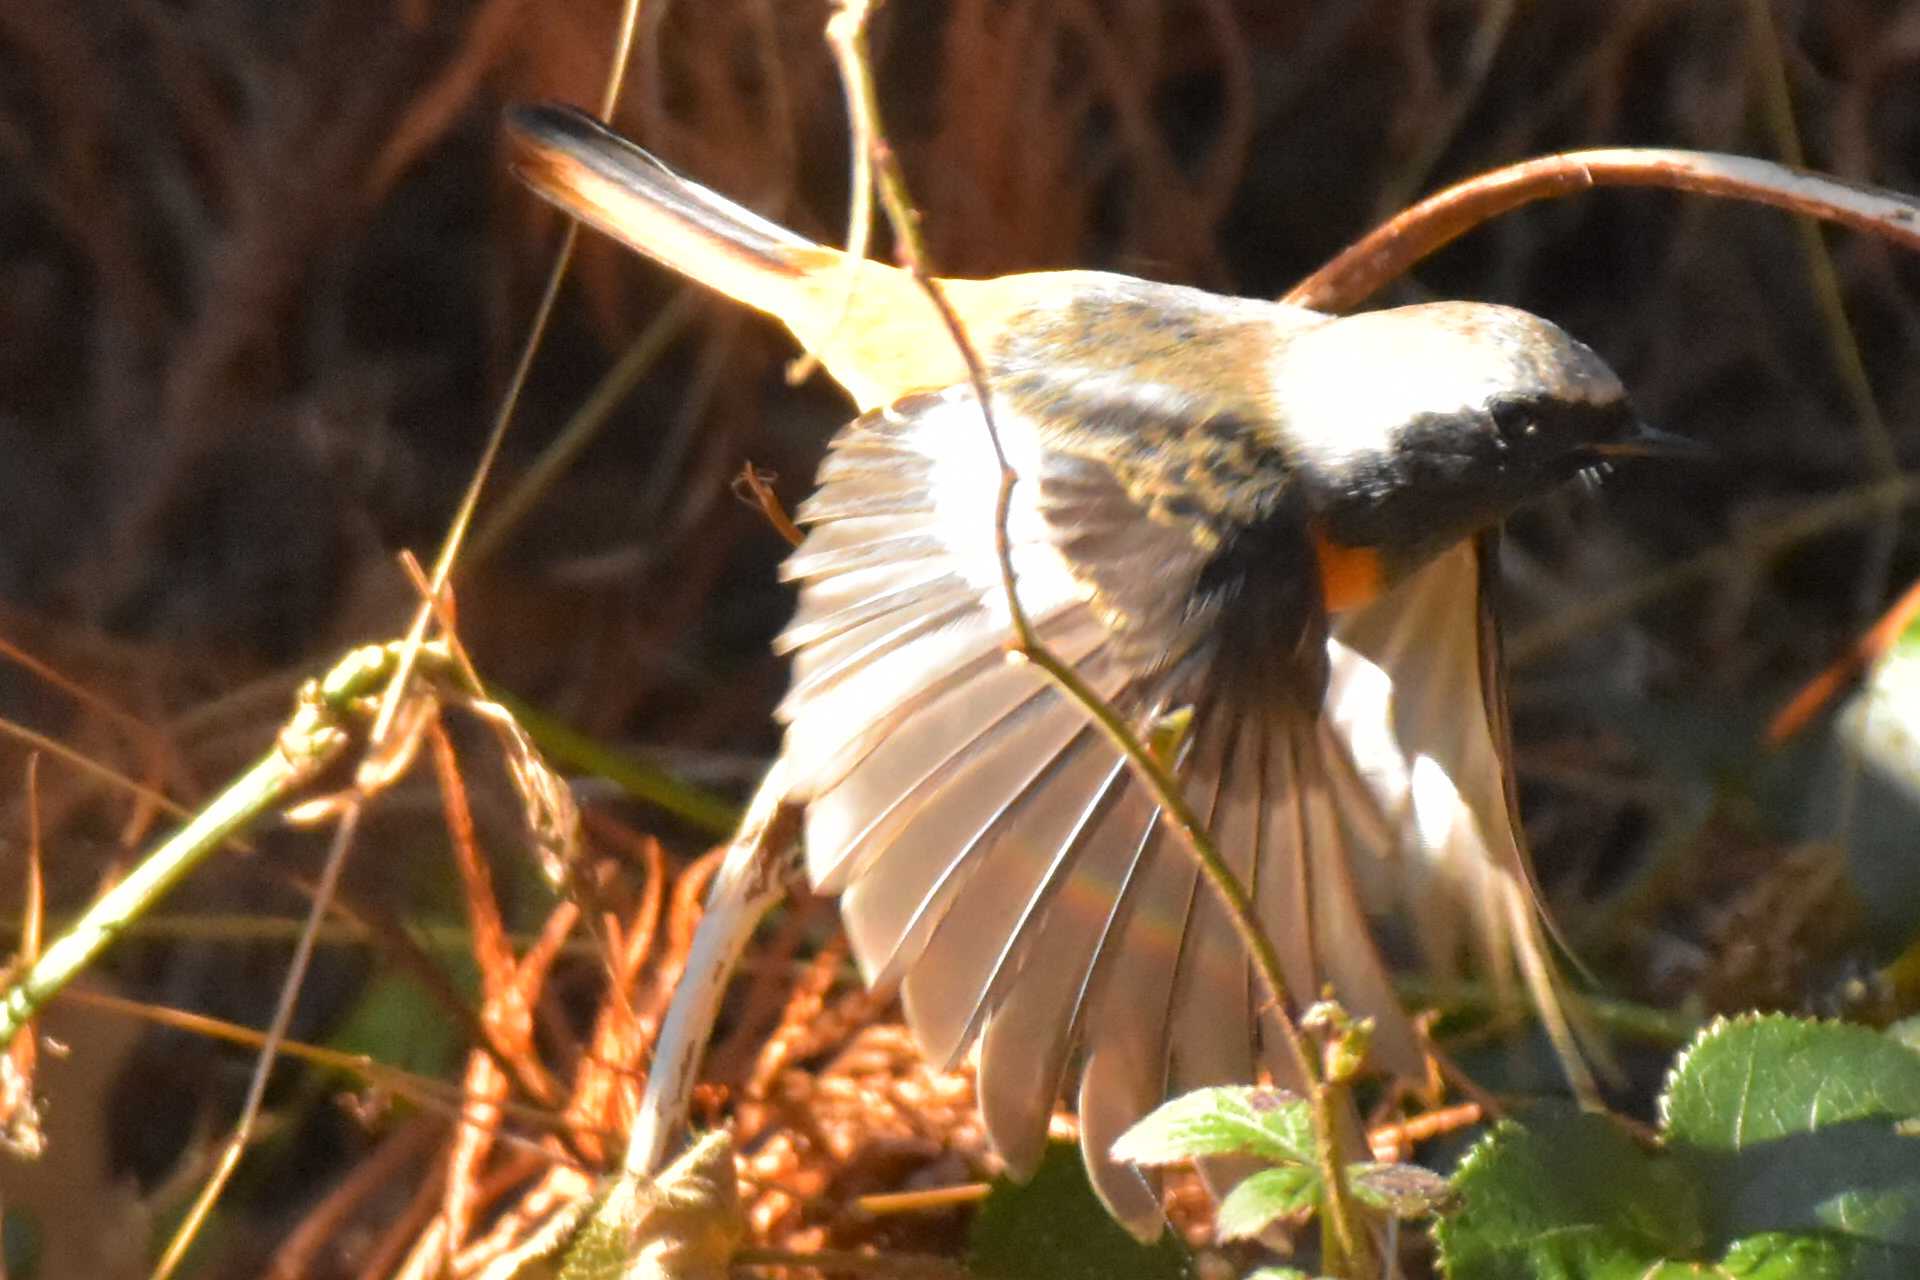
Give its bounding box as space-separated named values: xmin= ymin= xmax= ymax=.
xmin=1490 ymin=399 xmax=1539 ymax=443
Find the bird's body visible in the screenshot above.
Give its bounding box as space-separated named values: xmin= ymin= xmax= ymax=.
xmin=507 ymin=104 xmax=1657 ymax=1236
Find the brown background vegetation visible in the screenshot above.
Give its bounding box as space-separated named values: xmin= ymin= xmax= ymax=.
xmin=2 ymin=1 xmax=1918 ymax=1274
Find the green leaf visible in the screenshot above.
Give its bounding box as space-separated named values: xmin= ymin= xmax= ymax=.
xmin=1665 ymin=1014 xmax=1920 ymax=1144
xmin=1718 ymin=1232 xmax=1920 ymax=1280
xmin=1346 ymin=1160 xmax=1456 ymax=1218
xmin=1434 ymin=1105 xmax=1706 ymax=1279
xmin=1662 ymin=1014 xmax=1920 ymax=1246
xmin=1110 ymin=1086 xmax=1311 ymax=1168
xmin=555 ymin=1131 xmax=743 ymax=1280
xmin=968 ymin=1143 xmax=1188 ymax=1280
xmin=327 ymin=970 xmax=463 ymax=1079
xmin=1214 ymin=1166 xmax=1318 ymax=1240
xmin=1439 ymin=1018 xmax=1920 ymax=1278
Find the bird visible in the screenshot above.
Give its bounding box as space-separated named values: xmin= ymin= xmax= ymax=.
xmin=504 ymin=102 xmax=1677 ymax=1237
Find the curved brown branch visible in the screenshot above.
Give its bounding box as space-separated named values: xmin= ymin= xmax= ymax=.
xmin=1288 ymin=148 xmax=1920 ymax=313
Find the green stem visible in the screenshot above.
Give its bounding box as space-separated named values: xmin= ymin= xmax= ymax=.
xmin=824 ymin=5 xmax=1366 ymax=1270
xmin=0 ymin=642 xmax=412 ymax=1049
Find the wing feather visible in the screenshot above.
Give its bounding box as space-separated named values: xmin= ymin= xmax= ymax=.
xmin=778 ymin=597 xmax=975 ymax=708
xmin=898 ymin=720 xmax=1128 ymax=1066
xmin=1328 ymin=536 xmax=1597 ymax=1088
xmin=796 ymin=612 xmax=1108 ymax=892
xmin=781 ymin=531 xmax=946 ymax=582
xmin=778 ymin=566 xmax=971 ymax=650
xmin=975 ymin=772 xmax=1160 ymax=1179
xmin=841 ymin=665 xmax=1128 ymax=991
xmin=776 ymin=385 xmax=1577 ymax=1238
xmin=1075 ymin=815 xmax=1188 ymax=1238
xmin=1164 ymin=720 xmax=1254 ymax=1097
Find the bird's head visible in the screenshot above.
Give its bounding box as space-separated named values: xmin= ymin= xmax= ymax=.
xmin=1268 ymin=300 xmax=1680 ymax=574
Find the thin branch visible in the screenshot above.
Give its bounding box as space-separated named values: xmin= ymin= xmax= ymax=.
xmin=0 ymin=642 xmax=419 ymax=1048
xmin=58 ymin=988 xmax=598 ymax=1145
xmin=1286 ymin=148 xmax=1920 ymax=314
xmin=148 ymin=1 xmax=659 ymax=1268
xmin=735 ymin=1245 xmax=969 ymax=1279
xmin=1767 ymin=573 xmax=1920 ymax=745
xmin=824 ymin=2 xmax=1368 ymax=1270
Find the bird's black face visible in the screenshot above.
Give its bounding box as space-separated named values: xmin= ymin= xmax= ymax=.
xmin=1268 ymin=301 xmax=1650 ymax=578
xmin=1341 ymin=387 xmax=1643 ymax=568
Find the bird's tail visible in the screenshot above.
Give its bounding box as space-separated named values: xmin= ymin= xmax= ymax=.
xmin=506 ymin=102 xmax=981 ymax=410
xmin=506 ymin=103 xmax=839 ymax=327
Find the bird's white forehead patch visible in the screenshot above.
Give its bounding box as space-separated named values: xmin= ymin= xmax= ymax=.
xmin=1265 ymin=303 xmax=1623 ymax=467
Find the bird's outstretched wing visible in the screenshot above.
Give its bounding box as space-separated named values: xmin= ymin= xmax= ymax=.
xmin=506 ymin=100 xmax=1605 ymax=1236
xmin=1327 ymin=534 xmax=1600 ymax=1096
xmin=775 ymin=384 xmax=1425 ymax=1236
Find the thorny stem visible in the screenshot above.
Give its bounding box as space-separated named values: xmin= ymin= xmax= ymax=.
xmin=825 ymin=2 xmax=1369 ymax=1271
xmin=0 ymin=642 xmax=425 ymax=1049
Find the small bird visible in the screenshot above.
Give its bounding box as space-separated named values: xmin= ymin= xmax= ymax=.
xmin=506 ymin=103 xmax=1674 ymax=1236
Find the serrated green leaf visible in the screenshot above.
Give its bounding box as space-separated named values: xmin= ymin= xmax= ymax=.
xmin=1661 ymin=1014 xmax=1920 ymax=1246
xmin=554 ymin=1131 xmax=743 ymax=1280
xmin=1346 ymin=1161 xmax=1455 ymax=1218
xmin=1214 ymin=1166 xmax=1318 ymax=1240
xmin=1110 ymin=1086 xmax=1311 ymax=1168
xmin=1665 ymin=1014 xmax=1920 ymax=1145
xmin=1439 ymin=1018 xmax=1920 ymax=1277
xmin=1435 ymin=1105 xmax=1706 ymax=1279
xmin=1717 ymin=1231 xmax=1920 ymax=1279
xmin=968 ymin=1143 xmax=1188 ymax=1280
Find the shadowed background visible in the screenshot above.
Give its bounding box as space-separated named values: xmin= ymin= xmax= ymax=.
xmin=1 ymin=1 xmax=1917 ymax=1275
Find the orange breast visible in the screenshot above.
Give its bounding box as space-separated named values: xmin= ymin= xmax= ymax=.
xmin=1312 ymin=534 xmax=1387 ymax=614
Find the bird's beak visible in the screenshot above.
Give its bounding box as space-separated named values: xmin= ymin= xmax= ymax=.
xmin=1587 ymin=420 xmax=1711 ymax=460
